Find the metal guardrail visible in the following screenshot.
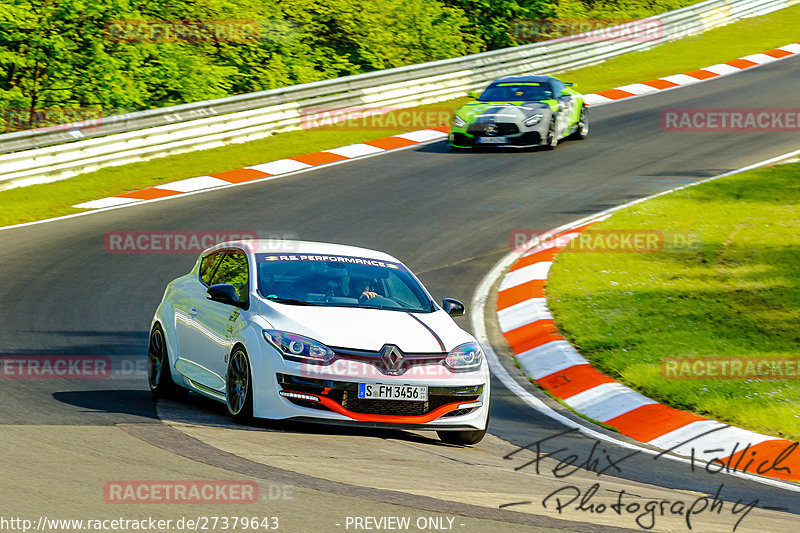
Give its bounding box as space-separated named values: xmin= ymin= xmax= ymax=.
xmin=0 ymin=0 xmax=794 ymax=189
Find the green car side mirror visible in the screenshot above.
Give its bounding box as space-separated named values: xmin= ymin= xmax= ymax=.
xmin=468 ymin=90 xmax=479 ymax=98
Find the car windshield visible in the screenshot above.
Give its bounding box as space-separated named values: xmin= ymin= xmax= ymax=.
xmin=256 ymin=253 xmax=435 ymax=312
xmin=479 ymin=82 xmax=553 ymax=101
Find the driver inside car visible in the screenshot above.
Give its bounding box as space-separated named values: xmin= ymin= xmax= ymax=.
xmin=350 ymin=277 xmax=379 ymax=302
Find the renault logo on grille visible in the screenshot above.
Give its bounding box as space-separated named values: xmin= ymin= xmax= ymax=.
xmin=485 ymin=123 xmax=499 ymax=136
xmin=380 ymin=345 xmax=404 ymax=374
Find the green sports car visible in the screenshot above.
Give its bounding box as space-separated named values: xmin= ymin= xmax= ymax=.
xmin=448 ymin=75 xmax=588 ymax=149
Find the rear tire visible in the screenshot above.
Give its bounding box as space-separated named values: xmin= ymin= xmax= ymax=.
xmin=572 ymin=106 xmax=589 ymax=139
xmin=226 ymin=346 xmax=254 ymax=422
xmin=147 ymin=324 xmax=186 ymax=399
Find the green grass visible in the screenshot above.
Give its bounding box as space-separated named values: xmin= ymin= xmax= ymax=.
xmin=554 ymin=2 xmax=800 ymax=93
xmin=2 ymin=3 xmax=800 ymax=227
xmin=546 ymin=162 xmax=800 ymax=440
xmin=0 ymin=100 xmax=470 ymax=227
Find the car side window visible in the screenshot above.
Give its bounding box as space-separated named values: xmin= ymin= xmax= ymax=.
xmin=211 ymin=250 xmax=249 ymax=302
xmin=199 ymin=251 xmax=223 ymax=286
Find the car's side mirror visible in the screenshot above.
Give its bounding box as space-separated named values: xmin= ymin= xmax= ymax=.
xmin=565 ymin=82 xmax=575 ymax=87
xmin=207 ymin=284 xmax=246 ymax=308
xmin=442 ymin=298 xmax=465 ymax=317
xmin=468 ymin=90 xmax=479 ymax=98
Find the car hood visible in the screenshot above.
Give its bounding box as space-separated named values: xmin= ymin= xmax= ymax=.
xmin=256 ymin=300 xmax=473 ymax=353
xmin=456 ymin=100 xmax=555 ymax=122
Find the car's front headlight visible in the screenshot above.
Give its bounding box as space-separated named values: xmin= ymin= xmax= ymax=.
xmin=263 ymin=330 xmax=335 ymax=364
xmin=444 ymin=341 xmax=483 ymax=372
xmin=524 ymin=113 xmax=544 ymax=126
xmin=453 ymin=115 xmax=466 ymax=128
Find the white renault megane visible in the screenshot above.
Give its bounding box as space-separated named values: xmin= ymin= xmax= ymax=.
xmin=148 ymin=240 xmax=490 ymax=444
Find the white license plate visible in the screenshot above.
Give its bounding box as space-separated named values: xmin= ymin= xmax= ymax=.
xmin=477 ymin=136 xmax=507 ymax=144
xmin=358 ymin=383 xmax=428 ymax=401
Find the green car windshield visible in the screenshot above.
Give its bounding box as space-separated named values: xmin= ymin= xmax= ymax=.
xmin=479 ymin=83 xmax=553 ymax=102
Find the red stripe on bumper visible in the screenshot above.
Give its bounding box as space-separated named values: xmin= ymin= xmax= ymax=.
xmin=316 ymin=395 xmax=465 ymax=424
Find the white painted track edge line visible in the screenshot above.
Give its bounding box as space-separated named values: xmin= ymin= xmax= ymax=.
xmin=0 ymin=136 xmax=440 ymax=233
xmin=472 ymin=242 xmax=800 ymax=491
xmin=586 ymin=44 xmax=799 ymax=107
xmin=472 ymin=146 xmax=800 ymax=492
xmin=4 ymin=44 xmax=798 ymax=230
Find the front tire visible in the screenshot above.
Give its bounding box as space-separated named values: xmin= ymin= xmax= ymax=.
xmin=226 ymin=346 xmax=254 ymax=422
xmin=147 ymin=324 xmax=185 ymax=399
xmin=437 ymin=398 xmax=490 ymax=445
xmin=437 ymin=428 xmax=487 ymax=445
xmin=543 ymin=119 xmax=558 ymax=150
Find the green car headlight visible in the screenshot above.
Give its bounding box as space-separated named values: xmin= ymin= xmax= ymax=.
xmin=453 ymin=115 xmax=466 ymax=128
xmin=524 ymin=114 xmax=544 ymax=127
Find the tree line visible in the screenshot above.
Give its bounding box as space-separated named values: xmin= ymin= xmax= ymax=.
xmin=0 ymin=0 xmax=694 ymax=131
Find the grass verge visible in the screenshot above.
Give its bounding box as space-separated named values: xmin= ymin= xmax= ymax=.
xmin=546 ymin=162 xmax=800 ymax=440
xmin=553 ymin=2 xmax=800 ymax=93
xmin=0 ymin=100 xmax=469 ymax=227
xmin=2 ymin=3 xmax=800 ymax=228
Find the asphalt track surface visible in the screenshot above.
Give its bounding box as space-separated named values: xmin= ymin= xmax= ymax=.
xmin=1 ymin=53 xmax=799 ymax=530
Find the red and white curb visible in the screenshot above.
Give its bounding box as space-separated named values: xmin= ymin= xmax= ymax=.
xmin=496 ymin=219 xmax=800 ymax=482
xmin=70 ymin=42 xmax=800 ymax=211
xmin=72 ymin=127 xmax=450 ymax=210
xmin=583 ymin=41 xmax=800 ymax=106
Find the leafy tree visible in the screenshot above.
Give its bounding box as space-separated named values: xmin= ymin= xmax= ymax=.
xmin=0 ymin=0 xmax=702 ymax=131
xmin=0 ymin=0 xmax=237 ymax=128
xmin=441 ymin=0 xmax=555 ymax=49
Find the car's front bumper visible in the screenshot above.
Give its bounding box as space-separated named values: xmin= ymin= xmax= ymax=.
xmin=278 ymin=373 xmax=483 ymax=421
xmin=252 ymin=355 xmax=490 ymax=431
xmin=449 ymin=131 xmax=544 ymax=148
